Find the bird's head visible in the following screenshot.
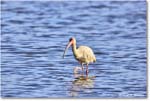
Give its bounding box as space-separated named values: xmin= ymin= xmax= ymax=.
xmin=69 ymin=37 xmax=76 ymax=45
xmin=63 ymin=37 xmax=76 ymax=58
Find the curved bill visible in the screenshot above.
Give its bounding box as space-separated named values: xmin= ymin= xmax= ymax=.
xmin=63 ymin=41 xmax=72 ymax=58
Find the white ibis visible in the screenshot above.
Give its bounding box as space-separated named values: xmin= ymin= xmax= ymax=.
xmin=63 ymin=37 xmax=96 ymax=75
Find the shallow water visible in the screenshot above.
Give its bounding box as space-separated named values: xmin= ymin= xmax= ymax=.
xmin=1 ymin=1 xmax=147 ymax=98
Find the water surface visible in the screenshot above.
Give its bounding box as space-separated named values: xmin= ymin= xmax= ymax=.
xmin=1 ymin=1 xmax=147 ymax=98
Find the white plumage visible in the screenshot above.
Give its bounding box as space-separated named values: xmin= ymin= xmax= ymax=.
xmin=63 ymin=37 xmax=96 ymax=75
xmin=75 ymin=46 xmax=96 ymax=64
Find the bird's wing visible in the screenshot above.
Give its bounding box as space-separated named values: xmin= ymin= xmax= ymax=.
xmin=77 ymin=46 xmax=96 ymax=62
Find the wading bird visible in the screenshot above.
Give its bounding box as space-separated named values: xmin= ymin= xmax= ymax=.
xmin=63 ymin=37 xmax=96 ymax=75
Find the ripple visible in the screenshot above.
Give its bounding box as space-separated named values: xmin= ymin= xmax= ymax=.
xmin=1 ymin=1 xmax=146 ymax=98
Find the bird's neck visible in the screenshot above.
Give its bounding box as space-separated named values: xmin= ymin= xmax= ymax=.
xmin=72 ymin=43 xmax=77 ymax=57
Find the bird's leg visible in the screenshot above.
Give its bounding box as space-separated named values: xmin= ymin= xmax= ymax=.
xmin=86 ymin=64 xmax=89 ymax=76
xmin=81 ymin=63 xmax=84 ymax=72
xmin=81 ymin=63 xmax=84 ymax=76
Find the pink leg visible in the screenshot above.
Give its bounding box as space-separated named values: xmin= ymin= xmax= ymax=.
xmin=86 ymin=64 xmax=89 ymax=76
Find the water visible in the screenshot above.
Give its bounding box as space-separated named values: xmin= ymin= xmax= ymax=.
xmin=1 ymin=1 xmax=147 ymax=98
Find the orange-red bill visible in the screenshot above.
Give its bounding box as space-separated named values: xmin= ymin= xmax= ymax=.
xmin=63 ymin=41 xmax=73 ymax=58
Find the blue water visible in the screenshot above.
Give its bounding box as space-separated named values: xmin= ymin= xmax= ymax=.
xmin=1 ymin=1 xmax=147 ymax=98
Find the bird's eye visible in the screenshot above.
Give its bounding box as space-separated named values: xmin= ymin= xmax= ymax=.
xmin=69 ymin=38 xmax=72 ymax=42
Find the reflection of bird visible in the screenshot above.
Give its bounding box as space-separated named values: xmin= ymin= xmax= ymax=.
xmin=69 ymin=75 xmax=95 ymax=97
xmin=63 ymin=37 xmax=96 ymax=75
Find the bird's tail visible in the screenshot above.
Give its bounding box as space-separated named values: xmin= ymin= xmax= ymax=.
xmin=93 ymin=56 xmax=96 ymax=62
